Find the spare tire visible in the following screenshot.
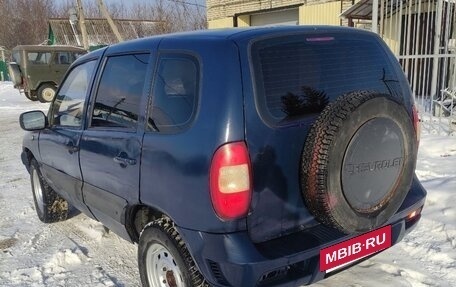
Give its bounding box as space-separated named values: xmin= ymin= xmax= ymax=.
xmin=7 ymin=62 xmax=22 ymax=87
xmin=301 ymin=91 xmax=417 ymax=234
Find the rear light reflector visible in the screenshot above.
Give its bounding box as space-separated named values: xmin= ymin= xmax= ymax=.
xmin=210 ymin=142 xmax=252 ymax=220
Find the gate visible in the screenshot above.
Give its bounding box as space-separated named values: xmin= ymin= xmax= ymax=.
xmin=375 ymin=0 xmax=456 ymax=134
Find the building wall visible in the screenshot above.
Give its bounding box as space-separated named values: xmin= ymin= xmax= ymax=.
xmin=208 ymin=17 xmax=234 ymax=29
xmin=299 ymin=2 xmax=342 ymax=25
xmin=207 ymin=0 xmax=344 ymax=28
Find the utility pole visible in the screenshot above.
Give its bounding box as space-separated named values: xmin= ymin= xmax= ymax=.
xmin=97 ymin=0 xmax=123 ymax=42
xmin=76 ymin=0 xmax=89 ymax=50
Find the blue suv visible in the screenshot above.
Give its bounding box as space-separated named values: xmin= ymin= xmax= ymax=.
xmin=20 ymin=26 xmax=426 ymax=287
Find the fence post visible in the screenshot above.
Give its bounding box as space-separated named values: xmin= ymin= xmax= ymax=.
xmin=372 ymin=0 xmax=379 ymax=34
xmin=430 ymin=0 xmax=444 ymax=115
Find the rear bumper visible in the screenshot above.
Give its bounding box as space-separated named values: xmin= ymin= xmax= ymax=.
xmin=179 ymin=179 xmax=426 ymax=286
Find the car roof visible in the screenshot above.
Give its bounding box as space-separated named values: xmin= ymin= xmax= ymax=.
xmin=148 ymin=25 xmax=375 ymax=41
xmin=74 ymin=26 xmax=377 ymax=64
xmin=12 ymin=45 xmax=87 ymax=52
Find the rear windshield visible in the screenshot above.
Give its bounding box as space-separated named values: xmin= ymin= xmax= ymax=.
xmin=251 ymin=32 xmax=402 ymax=124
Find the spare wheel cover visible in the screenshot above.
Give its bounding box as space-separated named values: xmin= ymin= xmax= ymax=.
xmin=301 ymin=91 xmax=417 ymax=234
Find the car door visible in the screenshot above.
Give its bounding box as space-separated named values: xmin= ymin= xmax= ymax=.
xmin=26 ymin=51 xmax=52 ymax=90
xmin=39 ymin=59 xmax=98 ymax=216
xmin=79 ymin=53 xmax=150 ymax=240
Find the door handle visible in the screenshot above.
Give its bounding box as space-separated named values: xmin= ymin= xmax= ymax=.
xmin=113 ymin=155 xmax=136 ymax=166
xmin=66 ymin=143 xmax=79 ymax=154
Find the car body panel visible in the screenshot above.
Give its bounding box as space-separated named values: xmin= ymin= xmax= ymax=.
xmin=79 ymin=130 xmax=142 ymax=240
xmin=140 ymin=37 xmax=246 ymax=232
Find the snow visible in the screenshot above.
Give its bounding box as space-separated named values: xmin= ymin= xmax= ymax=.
xmin=0 ymin=81 xmax=455 ymax=286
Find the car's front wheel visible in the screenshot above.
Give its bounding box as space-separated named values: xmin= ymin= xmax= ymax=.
xmin=30 ymin=159 xmax=69 ymax=223
xmin=138 ymin=217 xmax=207 ymax=287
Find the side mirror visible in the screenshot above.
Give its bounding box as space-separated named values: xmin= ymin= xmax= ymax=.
xmin=19 ymin=111 xmax=47 ymax=131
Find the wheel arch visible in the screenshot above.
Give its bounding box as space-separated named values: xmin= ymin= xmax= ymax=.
xmin=126 ymin=204 xmax=167 ymax=243
xmin=21 ymin=147 xmax=36 ymax=173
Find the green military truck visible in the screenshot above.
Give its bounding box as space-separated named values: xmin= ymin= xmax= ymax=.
xmin=8 ymin=45 xmax=86 ymax=102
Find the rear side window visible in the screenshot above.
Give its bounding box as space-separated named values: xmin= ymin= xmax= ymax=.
xmin=147 ymin=54 xmax=199 ymax=133
xmin=91 ymin=53 xmax=149 ymax=130
xmin=56 ymin=52 xmax=72 ymax=64
xmin=251 ymin=33 xmax=401 ymax=124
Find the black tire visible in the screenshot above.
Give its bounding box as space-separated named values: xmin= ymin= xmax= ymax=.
xmin=24 ymin=91 xmax=38 ymax=101
xmin=138 ymin=217 xmax=208 ymax=287
xmin=30 ymin=159 xmax=69 ymax=223
xmin=37 ymin=83 xmax=56 ymax=103
xmin=7 ymin=62 xmax=22 ymax=87
xmin=301 ymin=91 xmax=417 ymax=234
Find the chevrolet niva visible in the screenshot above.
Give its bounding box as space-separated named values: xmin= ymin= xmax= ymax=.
xmin=19 ymin=26 xmax=426 ymax=287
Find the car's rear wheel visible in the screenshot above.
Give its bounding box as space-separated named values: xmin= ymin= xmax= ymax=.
xmin=138 ymin=217 xmax=208 ymax=287
xmin=30 ymin=159 xmax=69 ymax=223
xmin=37 ymin=83 xmax=56 ymax=103
xmin=301 ymin=91 xmax=417 ymax=234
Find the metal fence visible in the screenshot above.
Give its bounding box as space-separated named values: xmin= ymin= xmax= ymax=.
xmin=373 ymin=0 xmax=456 ymax=135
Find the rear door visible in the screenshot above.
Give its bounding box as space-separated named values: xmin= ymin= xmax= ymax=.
xmin=39 ymin=58 xmax=98 ymax=216
xmin=25 ymin=51 xmax=52 ymax=90
xmin=53 ymin=51 xmax=74 ymax=85
xmin=79 ymin=53 xmax=150 ymax=239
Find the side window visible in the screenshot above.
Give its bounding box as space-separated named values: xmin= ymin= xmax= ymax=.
xmin=148 ymin=54 xmax=199 ymax=133
xmin=27 ymin=52 xmax=51 ymax=65
xmin=91 ymin=53 xmax=149 ymax=130
xmin=50 ymin=60 xmax=97 ymax=127
xmin=57 ymin=52 xmax=71 ymax=64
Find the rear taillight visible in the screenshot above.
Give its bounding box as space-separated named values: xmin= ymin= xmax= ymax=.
xmin=210 ymin=142 xmax=252 ymax=220
xmin=412 ymin=104 xmax=421 ymax=144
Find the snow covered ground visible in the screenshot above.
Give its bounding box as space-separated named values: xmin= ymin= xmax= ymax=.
xmin=0 ymin=81 xmax=455 ymax=287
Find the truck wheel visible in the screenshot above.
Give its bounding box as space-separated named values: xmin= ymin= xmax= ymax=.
xmin=37 ymin=83 xmax=56 ymax=103
xmin=30 ymin=159 xmax=69 ymax=223
xmin=138 ymin=217 xmax=208 ymax=287
xmin=24 ymin=91 xmax=38 ymax=101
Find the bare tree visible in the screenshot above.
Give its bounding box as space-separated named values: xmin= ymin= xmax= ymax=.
xmin=0 ymin=0 xmax=54 ymax=49
xmin=0 ymin=0 xmax=206 ymax=52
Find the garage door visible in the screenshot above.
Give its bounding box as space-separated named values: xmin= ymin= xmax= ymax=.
xmin=250 ymin=8 xmax=299 ymax=26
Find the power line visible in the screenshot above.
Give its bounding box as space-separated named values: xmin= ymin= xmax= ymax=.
xmin=168 ymin=0 xmax=206 ymax=8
